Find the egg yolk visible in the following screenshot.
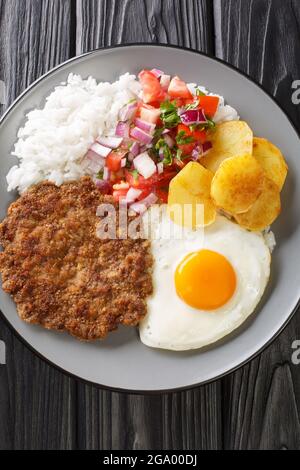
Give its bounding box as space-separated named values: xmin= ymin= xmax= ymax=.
xmin=175 ymin=249 xmax=236 ymax=310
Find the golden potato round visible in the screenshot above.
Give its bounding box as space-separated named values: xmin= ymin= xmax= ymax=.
xmin=201 ymin=121 xmax=253 ymax=173
xmin=234 ymin=177 xmax=281 ymax=231
xmin=253 ymin=137 xmax=288 ymax=191
xmin=168 ymin=162 xmax=216 ymax=228
xmin=211 ymin=154 xmax=265 ymax=214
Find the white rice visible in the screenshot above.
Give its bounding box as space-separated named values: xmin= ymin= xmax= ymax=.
xmin=7 ymin=74 xmax=238 ymax=194
xmin=7 ymin=73 xmax=141 ymax=193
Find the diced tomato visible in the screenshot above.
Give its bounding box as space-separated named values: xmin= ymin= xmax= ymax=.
xmin=106 ymin=150 xmax=127 ymax=172
xmin=139 ymin=70 xmax=165 ymax=104
xmin=172 ymin=158 xmax=185 ymax=170
xmin=173 ymin=98 xmax=186 ymax=108
xmin=184 ymin=97 xmax=196 ymax=106
xmin=199 ymin=95 xmax=219 ymax=118
xmin=177 ymin=124 xmax=192 ymax=137
xmin=156 ymin=171 xmax=178 ymax=189
xmin=125 ymin=171 xmax=141 ymax=188
xmin=177 ymin=124 xmax=207 ymax=156
xmin=148 ymin=101 xmax=162 ymax=108
xmin=137 ymin=187 xmax=152 ymax=201
xmin=193 ymin=128 xmax=207 ymax=144
xmin=173 ymin=97 xmax=196 ymax=108
xmin=177 ymin=124 xmax=207 ymax=144
xmin=178 ymin=142 xmax=196 ymax=157
xmin=140 ymin=104 xmax=161 ymax=124
xmin=112 ymin=182 xmax=129 ymax=202
xmin=168 ymin=76 xmax=193 ymax=100
xmin=113 ymin=182 xmax=129 ymax=190
xmin=155 ymin=189 xmax=169 ymax=203
xmin=113 ymin=189 xmax=128 ymax=201
xmin=125 ymin=169 xmax=177 ymax=190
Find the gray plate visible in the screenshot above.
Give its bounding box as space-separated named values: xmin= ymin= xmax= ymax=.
xmin=0 ymin=45 xmax=299 ymax=393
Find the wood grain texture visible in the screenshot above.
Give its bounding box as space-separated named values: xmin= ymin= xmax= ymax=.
xmin=75 ymin=0 xmax=222 ymax=451
xmin=1 ymin=0 xmax=300 ymax=451
xmin=0 ymin=0 xmax=76 ymax=450
xmin=76 ymin=0 xmax=214 ymax=52
xmin=214 ymin=0 xmax=300 ymax=450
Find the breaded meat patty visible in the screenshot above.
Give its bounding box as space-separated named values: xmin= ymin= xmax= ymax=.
xmin=0 ymin=177 xmax=153 ymax=340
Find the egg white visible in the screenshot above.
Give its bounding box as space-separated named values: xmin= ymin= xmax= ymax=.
xmin=139 ymin=207 xmax=271 ymax=351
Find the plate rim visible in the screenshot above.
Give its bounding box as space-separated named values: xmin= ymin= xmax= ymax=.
xmin=0 ymin=42 xmax=299 ymax=394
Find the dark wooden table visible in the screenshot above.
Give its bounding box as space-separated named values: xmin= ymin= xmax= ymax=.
xmin=0 ymin=0 xmax=300 ymax=450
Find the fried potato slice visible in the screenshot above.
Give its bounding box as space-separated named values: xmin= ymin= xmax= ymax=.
xmin=168 ymin=162 xmax=216 ymax=228
xmin=253 ymin=137 xmax=288 ymax=191
xmin=211 ymin=154 xmax=265 ymax=214
xmin=234 ymin=177 xmax=281 ymax=231
xmin=201 ymin=121 xmax=253 ymax=173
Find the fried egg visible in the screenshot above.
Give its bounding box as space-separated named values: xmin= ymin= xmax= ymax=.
xmin=139 ymin=207 xmax=271 ymax=351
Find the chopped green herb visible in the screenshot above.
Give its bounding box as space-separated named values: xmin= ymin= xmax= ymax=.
xmin=153 ymin=127 xmax=164 ymax=139
xmin=163 ymin=148 xmax=173 ymax=166
xmin=160 ymin=100 xmax=181 ymax=128
xmin=204 ymin=118 xmax=216 ymax=130
xmin=176 ymin=131 xmax=195 ymax=145
xmin=175 ymin=148 xmax=183 ymax=161
xmin=130 ymin=169 xmax=139 ymax=182
xmin=96 ymin=169 xmax=104 ymax=180
xmin=196 ymin=87 xmax=206 ymax=97
xmin=185 ymin=100 xmax=199 ymax=111
xmin=155 ymin=137 xmax=173 ymax=165
xmin=198 ymin=118 xmax=216 ymax=131
xmin=155 ymin=138 xmax=165 ymax=151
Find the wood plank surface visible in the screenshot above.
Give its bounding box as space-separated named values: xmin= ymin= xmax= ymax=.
xmin=1 ymin=0 xmax=300 ymax=450
xmin=0 ymin=0 xmax=76 ymax=450
xmin=75 ymin=0 xmax=223 ymax=451
xmin=214 ymin=0 xmax=300 ymax=450
xmin=76 ymin=0 xmax=214 ymax=54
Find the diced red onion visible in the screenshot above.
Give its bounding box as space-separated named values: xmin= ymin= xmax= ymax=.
xmin=180 ymin=109 xmax=207 ymax=125
xmin=157 ymin=162 xmax=164 ymax=174
xmin=197 ymin=108 xmax=207 ymax=122
xmin=82 ymin=150 xmax=105 ymax=173
xmin=91 ymin=142 xmax=112 ymax=158
xmin=134 ymin=118 xmax=156 ymax=134
xmin=177 ymin=107 xmax=186 ymax=116
xmin=121 ymin=158 xmax=127 ymax=168
xmin=130 ymin=193 xmax=158 ymax=215
xmin=164 ymin=134 xmax=175 ymax=149
xmin=128 ymin=152 xmax=134 ymax=162
xmin=151 ymin=68 xmax=164 ymax=78
xmin=103 ymin=167 xmax=110 ymax=180
xmin=119 ymin=101 xmax=138 ymax=121
xmin=97 ymin=136 xmax=123 ymax=149
xmin=140 ymin=106 xmax=161 ymax=124
xmin=160 ymin=74 xmax=171 ymax=91
xmin=130 ymin=127 xmax=153 ymax=145
xmin=129 ymin=141 xmax=140 ymax=157
xmin=115 ymin=122 xmax=130 ymax=138
xmin=162 ymin=128 xmax=170 ymax=135
xmin=158 ymin=147 xmax=165 ymax=160
xmin=202 ymin=141 xmax=213 ymax=154
xmin=125 ymin=187 xmax=142 ymax=203
xmin=191 ymin=146 xmax=201 ymax=161
xmin=133 ymin=152 xmax=157 ymax=179
xmin=94 ymin=179 xmax=111 ymax=194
